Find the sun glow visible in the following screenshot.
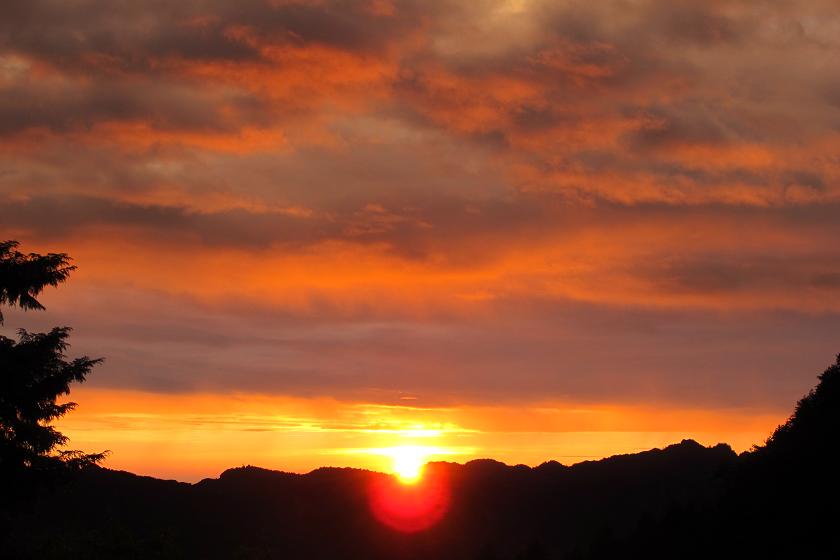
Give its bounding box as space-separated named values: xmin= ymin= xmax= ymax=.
xmin=388 ymin=445 xmax=429 ymax=484
xmin=362 ymin=444 xmax=461 ymax=484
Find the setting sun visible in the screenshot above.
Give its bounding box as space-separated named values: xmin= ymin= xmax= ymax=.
xmin=360 ymin=444 xmax=462 ymax=484
xmin=388 ymin=446 xmax=429 ymax=484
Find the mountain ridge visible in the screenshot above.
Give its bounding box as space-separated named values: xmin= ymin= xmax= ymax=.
xmin=2 ymin=355 xmax=839 ymax=559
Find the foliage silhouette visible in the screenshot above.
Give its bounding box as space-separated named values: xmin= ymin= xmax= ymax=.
xmin=0 ymin=240 xmax=76 ymax=324
xmin=0 ymin=240 xmax=104 ymax=501
xmin=761 ymin=353 xmax=840 ymax=459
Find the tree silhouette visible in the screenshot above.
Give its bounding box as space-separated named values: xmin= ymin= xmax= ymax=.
xmin=0 ymin=240 xmax=76 ymax=325
xmin=761 ymin=353 xmax=840 ymax=458
xmin=0 ymin=240 xmax=104 ymax=495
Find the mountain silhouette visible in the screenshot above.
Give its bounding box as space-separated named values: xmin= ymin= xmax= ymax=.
xmin=2 ymin=355 xmax=839 ymax=559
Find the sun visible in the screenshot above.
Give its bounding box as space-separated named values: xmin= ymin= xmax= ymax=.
xmin=388 ymin=446 xmax=429 ymax=484
xmin=361 ymin=443 xmax=464 ymax=485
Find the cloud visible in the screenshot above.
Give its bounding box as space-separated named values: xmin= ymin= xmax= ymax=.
xmin=0 ymin=0 xmax=420 ymax=68
xmin=2 ymin=0 xmax=839 ymax=206
xmin=3 ymin=191 xmax=840 ymax=308
xmin=3 ymin=0 xmax=840 ymax=414
xmin=5 ymin=284 xmax=839 ymax=410
xmin=0 ymin=78 xmax=269 ymax=136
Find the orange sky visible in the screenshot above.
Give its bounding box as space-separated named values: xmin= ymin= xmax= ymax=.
xmin=2 ymin=0 xmax=840 ymax=481
xmin=56 ymin=387 xmax=783 ymax=481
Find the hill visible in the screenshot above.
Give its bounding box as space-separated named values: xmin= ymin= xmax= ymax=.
xmin=2 ymin=355 xmax=839 ymax=559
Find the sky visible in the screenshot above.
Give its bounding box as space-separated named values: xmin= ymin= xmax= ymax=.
xmin=2 ymin=0 xmax=840 ymax=481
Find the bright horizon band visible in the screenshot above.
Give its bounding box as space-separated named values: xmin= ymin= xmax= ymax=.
xmin=56 ymin=388 xmax=783 ymax=482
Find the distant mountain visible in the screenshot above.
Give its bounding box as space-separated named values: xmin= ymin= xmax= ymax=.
xmin=3 ymin=355 xmax=839 ymax=559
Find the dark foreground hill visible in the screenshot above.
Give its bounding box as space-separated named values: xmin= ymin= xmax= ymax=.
xmin=3 ymin=355 xmax=840 ymax=559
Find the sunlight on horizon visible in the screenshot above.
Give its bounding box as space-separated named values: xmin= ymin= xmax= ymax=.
xmin=53 ymin=387 xmax=785 ymax=482
xmin=388 ymin=445 xmax=435 ymax=483
xmin=349 ymin=444 xmax=468 ymax=483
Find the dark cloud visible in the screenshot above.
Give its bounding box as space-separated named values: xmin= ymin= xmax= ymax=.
xmin=0 ymin=195 xmax=338 ymax=248
xmin=4 ymin=193 xmax=840 ymax=296
xmin=0 ymin=79 xmax=268 ymax=135
xmin=1 ymin=1 xmax=260 ymax=69
xmin=5 ymin=287 xmax=839 ymax=409
xmin=621 ymin=103 xmax=736 ymax=151
xmin=0 ymin=191 xmax=557 ymax=261
xmin=643 ymin=2 xmax=743 ymax=46
xmin=645 ymin=254 xmax=840 ymax=296
xmin=0 ymin=0 xmax=422 ymax=69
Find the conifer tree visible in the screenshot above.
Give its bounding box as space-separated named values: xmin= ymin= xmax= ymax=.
xmin=0 ymin=241 xmax=76 ymax=325
xmin=0 ymin=241 xmax=104 ymax=491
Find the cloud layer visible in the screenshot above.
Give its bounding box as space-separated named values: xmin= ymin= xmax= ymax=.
xmin=2 ymin=0 xmax=840 ymax=413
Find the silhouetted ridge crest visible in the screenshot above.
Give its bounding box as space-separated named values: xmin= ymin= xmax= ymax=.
xmin=4 ymin=354 xmax=840 ymax=559
xmin=218 ymin=465 xmax=297 ymax=480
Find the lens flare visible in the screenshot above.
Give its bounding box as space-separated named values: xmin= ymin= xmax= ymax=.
xmin=368 ymin=470 xmax=450 ymax=532
xmin=357 ymin=444 xmax=459 ymax=531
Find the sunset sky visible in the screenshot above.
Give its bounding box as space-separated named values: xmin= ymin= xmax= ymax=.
xmin=2 ymin=0 xmax=840 ymax=482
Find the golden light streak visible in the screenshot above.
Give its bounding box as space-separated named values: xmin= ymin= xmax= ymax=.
xmin=53 ymin=388 xmax=787 ymax=482
xmin=338 ymin=444 xmax=471 ymax=483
